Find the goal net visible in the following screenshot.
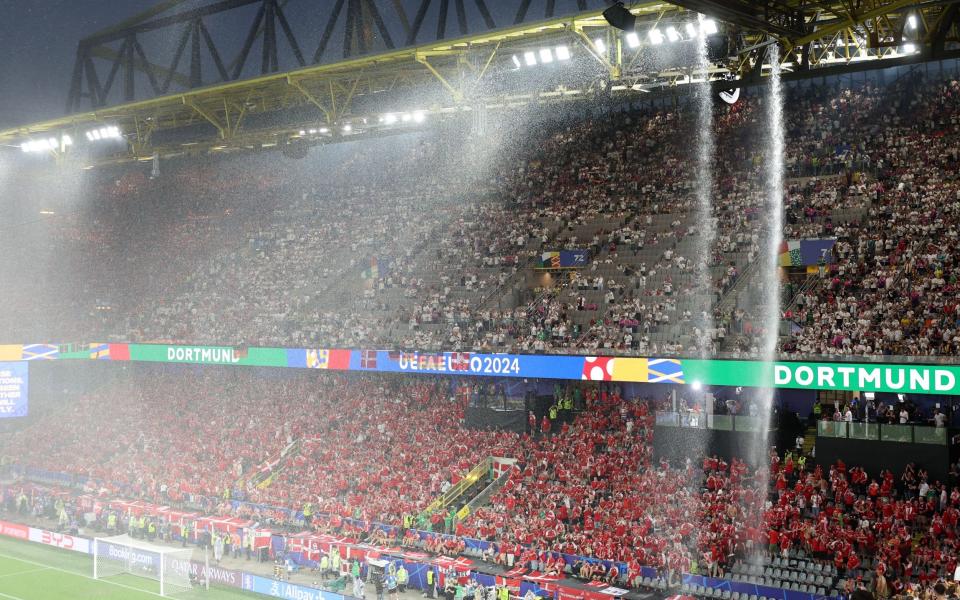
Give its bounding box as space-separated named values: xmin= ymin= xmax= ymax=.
xmin=93 ymin=534 xmax=201 ymax=596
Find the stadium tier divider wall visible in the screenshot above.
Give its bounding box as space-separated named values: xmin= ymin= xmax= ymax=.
xmin=4 ymin=343 xmax=960 ymax=395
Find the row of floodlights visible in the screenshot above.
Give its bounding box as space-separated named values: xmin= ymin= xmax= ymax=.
xmin=21 ymin=135 xmax=72 ymax=153
xmin=618 ymin=19 xmax=719 ymax=50
xmin=22 ymin=125 xmax=122 ymax=154
xmin=298 ymin=111 xmax=426 ymax=136
xmin=298 ymin=124 xmax=351 ymax=135
xmin=512 ymin=45 xmax=572 ymax=68
xmin=86 ymin=126 xmax=122 ymax=142
xmin=380 ymin=111 xmax=426 ymax=124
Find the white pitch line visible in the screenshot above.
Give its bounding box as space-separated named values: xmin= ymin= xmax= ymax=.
xmin=0 ymin=566 xmax=50 ymax=579
xmin=0 ymin=590 xmax=26 ymax=600
xmin=0 ymin=550 xmax=165 ymax=598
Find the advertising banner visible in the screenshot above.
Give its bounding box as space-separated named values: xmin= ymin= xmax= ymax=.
xmin=778 ymin=239 xmax=836 ymax=266
xmin=241 ymin=573 xmax=347 ymax=600
xmin=28 ymin=527 xmax=91 ymax=554
xmin=128 ymin=345 xmax=288 ymax=367
xmin=0 ymin=520 xmax=29 ymax=541
xmin=0 ymin=362 xmax=28 ymax=418
xmin=168 ymin=557 xmax=243 ymax=589
xmin=537 ymin=250 xmax=589 ymax=269
xmin=12 ymin=339 xmax=960 ymax=396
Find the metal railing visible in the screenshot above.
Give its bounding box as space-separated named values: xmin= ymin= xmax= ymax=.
xmin=817 ymin=420 xmax=948 ymax=445
xmin=655 ymin=411 xmax=776 ymax=432
xmin=422 ymin=456 xmax=492 ymax=516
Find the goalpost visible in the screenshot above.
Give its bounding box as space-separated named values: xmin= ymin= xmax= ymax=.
xmin=93 ymin=534 xmax=205 ymax=597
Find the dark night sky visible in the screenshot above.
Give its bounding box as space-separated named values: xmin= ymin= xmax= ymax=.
xmin=0 ymin=0 xmax=160 ymax=128
xmin=0 ymin=0 xmax=596 ymax=130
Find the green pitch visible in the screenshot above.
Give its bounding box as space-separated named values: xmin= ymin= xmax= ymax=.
xmin=0 ymin=536 xmax=259 ymax=600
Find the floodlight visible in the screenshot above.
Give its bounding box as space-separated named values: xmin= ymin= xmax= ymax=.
xmin=412 ymin=111 xmax=426 ymax=123
xmin=539 ymin=48 xmax=554 ymax=63
xmin=593 ymin=38 xmax=606 ymax=53
xmin=685 ymin=23 xmax=697 ymax=38
xmin=625 ymin=32 xmax=640 ymax=48
xmin=342 ymin=124 xmax=352 ymax=132
xmin=384 ymin=114 xmax=398 ymax=124
xmin=701 ymin=19 xmax=718 ymax=35
xmin=555 ymin=45 xmax=571 ymax=61
xmin=523 ymin=51 xmax=537 ymax=66
xmin=907 ymin=14 xmax=917 ymax=29
xmin=903 ymin=43 xmax=916 ymax=53
xmin=512 ymin=55 xmax=521 ymax=68
xmin=648 ymin=28 xmax=665 ymax=45
xmin=666 ymin=26 xmax=680 ymax=42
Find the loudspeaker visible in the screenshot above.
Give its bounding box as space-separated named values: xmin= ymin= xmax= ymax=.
xmin=602 ymin=3 xmax=636 ymax=32
xmin=707 ymin=34 xmax=730 ymax=62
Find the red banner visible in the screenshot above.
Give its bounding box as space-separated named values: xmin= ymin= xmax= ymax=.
xmin=0 ymin=520 xmax=29 ymax=541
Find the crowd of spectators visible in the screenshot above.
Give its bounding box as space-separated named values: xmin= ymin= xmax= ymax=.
xmin=4 ymin=73 xmax=960 ymax=359
xmin=3 ymin=369 xmax=960 ymax=597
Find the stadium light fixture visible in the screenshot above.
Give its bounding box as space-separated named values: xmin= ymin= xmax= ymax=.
xmin=691 ymin=380 xmax=703 ymax=391
xmin=903 ymin=43 xmax=916 ymax=53
xmin=907 ymin=14 xmax=917 ymax=29
xmin=342 ymin=124 xmax=352 ymax=132
xmin=555 ymin=45 xmax=571 ymax=61
xmin=384 ymin=113 xmax=398 ymax=124
xmin=412 ymin=111 xmax=426 ymax=123
xmin=308 ymin=128 xmax=317 ymax=134
xmin=648 ymin=28 xmax=665 ymax=45
xmin=666 ymin=26 xmax=680 ymax=42
xmin=21 ymin=136 xmax=70 ymax=153
xmin=700 ymin=19 xmax=718 ymax=35
xmin=625 ymin=32 xmax=640 ymax=48
xmin=539 ymin=48 xmax=554 ymax=63
xmin=85 ymin=125 xmax=122 ymax=142
xmin=593 ymin=38 xmax=606 ymax=53
xmin=319 ymin=127 xmax=329 ymax=134
xmin=298 ymin=130 xmax=306 ymax=136
xmin=685 ymin=23 xmax=697 ymax=38
xmin=523 ymin=51 xmax=537 ymax=66
xmin=512 ymin=55 xmax=521 ymax=69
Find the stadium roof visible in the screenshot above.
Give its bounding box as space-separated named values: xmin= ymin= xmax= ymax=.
xmin=0 ymin=0 xmax=955 ymax=166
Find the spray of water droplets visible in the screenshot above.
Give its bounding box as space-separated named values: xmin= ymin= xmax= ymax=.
xmin=752 ymin=40 xmax=785 ymax=495
xmin=693 ymin=31 xmax=716 ymax=358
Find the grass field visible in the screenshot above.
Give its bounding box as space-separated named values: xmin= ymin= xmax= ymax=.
xmin=0 ymin=536 xmax=261 ymax=600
